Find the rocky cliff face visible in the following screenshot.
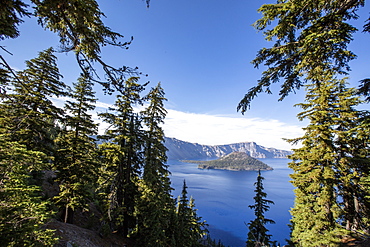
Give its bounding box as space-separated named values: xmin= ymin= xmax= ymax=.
xmin=164 ymin=137 xmax=292 ymax=160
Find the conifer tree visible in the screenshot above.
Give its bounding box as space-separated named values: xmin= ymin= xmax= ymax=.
xmin=0 ymin=57 xmax=61 ymax=245
xmin=2 ymin=0 xmax=137 ymax=94
xmin=237 ymin=1 xmax=370 ymax=244
xmin=0 ymin=131 xmax=57 ymax=246
xmin=238 ymin=0 xmax=368 ymax=112
xmin=288 ymin=79 xmax=343 ymax=246
xmin=246 ymin=170 xmax=275 ymax=247
xmin=175 ymin=180 xmax=208 ymax=247
xmin=98 ymin=77 xmax=145 ymax=237
xmin=286 ymin=77 xmax=370 ymax=246
xmin=332 ymin=83 xmax=370 ymax=232
xmin=204 ymin=236 xmax=227 ymax=247
xmin=3 ymin=47 xmax=66 ymax=157
xmin=0 ymin=47 xmax=67 ymax=246
xmin=0 ymin=0 xmax=30 ymax=40
xmin=54 ymin=75 xmax=99 ymax=224
xmin=135 ymin=83 xmax=176 ymax=246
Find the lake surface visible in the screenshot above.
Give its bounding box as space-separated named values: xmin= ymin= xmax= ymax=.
xmin=168 ymin=158 xmax=295 ymax=247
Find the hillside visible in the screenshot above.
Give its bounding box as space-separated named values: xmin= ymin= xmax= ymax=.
xmin=184 ymin=152 xmax=273 ymax=171
xmin=164 ymin=137 xmax=292 ymax=160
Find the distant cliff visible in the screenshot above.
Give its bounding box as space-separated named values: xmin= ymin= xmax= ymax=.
xmin=164 ymin=137 xmax=292 ymax=160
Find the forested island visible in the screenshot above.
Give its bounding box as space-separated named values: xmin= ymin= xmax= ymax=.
xmin=183 ymin=152 xmax=273 ymax=171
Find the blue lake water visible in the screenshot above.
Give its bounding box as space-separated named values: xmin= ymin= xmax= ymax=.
xmin=168 ymin=158 xmax=295 ymax=247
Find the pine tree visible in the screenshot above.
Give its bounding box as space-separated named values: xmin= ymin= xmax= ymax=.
xmin=238 ymin=0 xmax=368 ymax=112
xmin=236 ymin=1 xmax=370 ymax=244
xmin=286 ymin=77 xmax=370 ymax=246
xmin=2 ymin=0 xmax=136 ymax=94
xmin=175 ymin=180 xmax=208 ymax=247
xmin=332 ymin=83 xmax=370 ymax=232
xmin=98 ymin=77 xmax=145 ymax=237
xmin=0 ymin=0 xmax=30 ymax=40
xmin=54 ymin=75 xmax=99 ymax=224
xmin=3 ymin=47 xmax=66 ymax=157
xmin=204 ymin=236 xmax=227 ymax=247
xmin=246 ymin=170 xmax=275 ymax=247
xmin=135 ymin=83 xmax=177 ymax=246
xmin=0 ymin=132 xmax=57 ymax=246
xmin=0 ymin=49 xmax=65 ymax=245
xmin=32 ymin=0 xmax=136 ymax=93
xmin=288 ymin=79 xmax=343 ymax=246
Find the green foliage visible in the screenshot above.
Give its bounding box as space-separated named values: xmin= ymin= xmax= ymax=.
xmin=0 ymin=2 xmax=216 ymax=246
xmin=54 ymin=75 xmax=99 ymax=223
xmin=31 ymin=0 xmax=137 ymax=93
xmin=2 ymin=47 xmax=66 ymax=157
xmin=203 ymin=236 xmax=228 ymax=247
xmin=0 ymin=0 xmax=30 ymax=40
xmin=288 ymin=80 xmax=345 ymax=246
xmin=241 ymin=2 xmax=370 ymax=245
xmin=134 ymin=83 xmax=177 ymax=246
xmin=135 ymin=182 xmax=176 ymax=246
xmin=1 ymin=0 xmax=137 ymax=94
xmin=0 ymin=48 xmax=66 ymax=245
xmin=238 ymin=0 xmax=367 ymax=113
xmin=331 ymin=83 xmax=370 ymax=232
xmin=32 ymin=0 xmax=126 ymax=59
xmin=0 ymin=132 xmax=57 ymax=246
xmin=98 ymin=77 xmax=145 ymax=237
xmin=287 ymin=78 xmax=370 ymax=246
xmin=141 ymin=82 xmax=169 ymax=181
xmin=246 ymin=171 xmax=275 ymax=247
xmin=175 ymin=180 xmax=208 ymax=247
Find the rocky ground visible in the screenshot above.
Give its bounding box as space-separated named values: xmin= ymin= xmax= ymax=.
xmin=47 ymin=220 xmax=128 ymax=247
xmin=41 ymin=171 xmax=133 ymax=247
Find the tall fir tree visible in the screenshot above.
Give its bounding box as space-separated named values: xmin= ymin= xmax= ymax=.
xmin=332 ymin=83 xmax=370 ymax=232
xmin=98 ymin=77 xmax=145 ymax=237
xmin=135 ymin=83 xmax=177 ymax=246
xmin=54 ymin=75 xmax=99 ymax=224
xmin=246 ymin=170 xmax=275 ymax=247
xmin=357 ymin=117 xmax=370 ymax=228
xmin=235 ymin=0 xmax=370 ymax=244
xmin=288 ymin=78 xmax=344 ymax=246
xmin=3 ymin=47 xmax=66 ymax=157
xmin=175 ymin=180 xmax=208 ymax=247
xmin=287 ymin=77 xmax=370 ymax=246
xmin=0 ymin=48 xmax=67 ymax=246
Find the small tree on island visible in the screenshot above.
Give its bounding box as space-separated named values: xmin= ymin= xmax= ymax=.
xmin=246 ymin=170 xmax=275 ymax=247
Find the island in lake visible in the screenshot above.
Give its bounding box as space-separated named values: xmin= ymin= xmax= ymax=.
xmin=182 ymin=152 xmax=273 ymax=171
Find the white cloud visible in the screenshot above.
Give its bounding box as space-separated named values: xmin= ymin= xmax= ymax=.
xmin=95 ymin=101 xmax=114 ymax=109
xmin=49 ymin=96 xmax=68 ymax=108
xmin=51 ymin=96 xmax=114 ymax=109
xmin=50 ymin=96 xmax=111 ymax=134
xmin=51 ymin=97 xmax=304 ymax=150
xmin=163 ymin=109 xmax=304 ymax=151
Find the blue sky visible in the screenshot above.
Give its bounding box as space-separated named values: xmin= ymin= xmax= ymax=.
xmin=3 ymin=0 xmax=370 ymax=150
